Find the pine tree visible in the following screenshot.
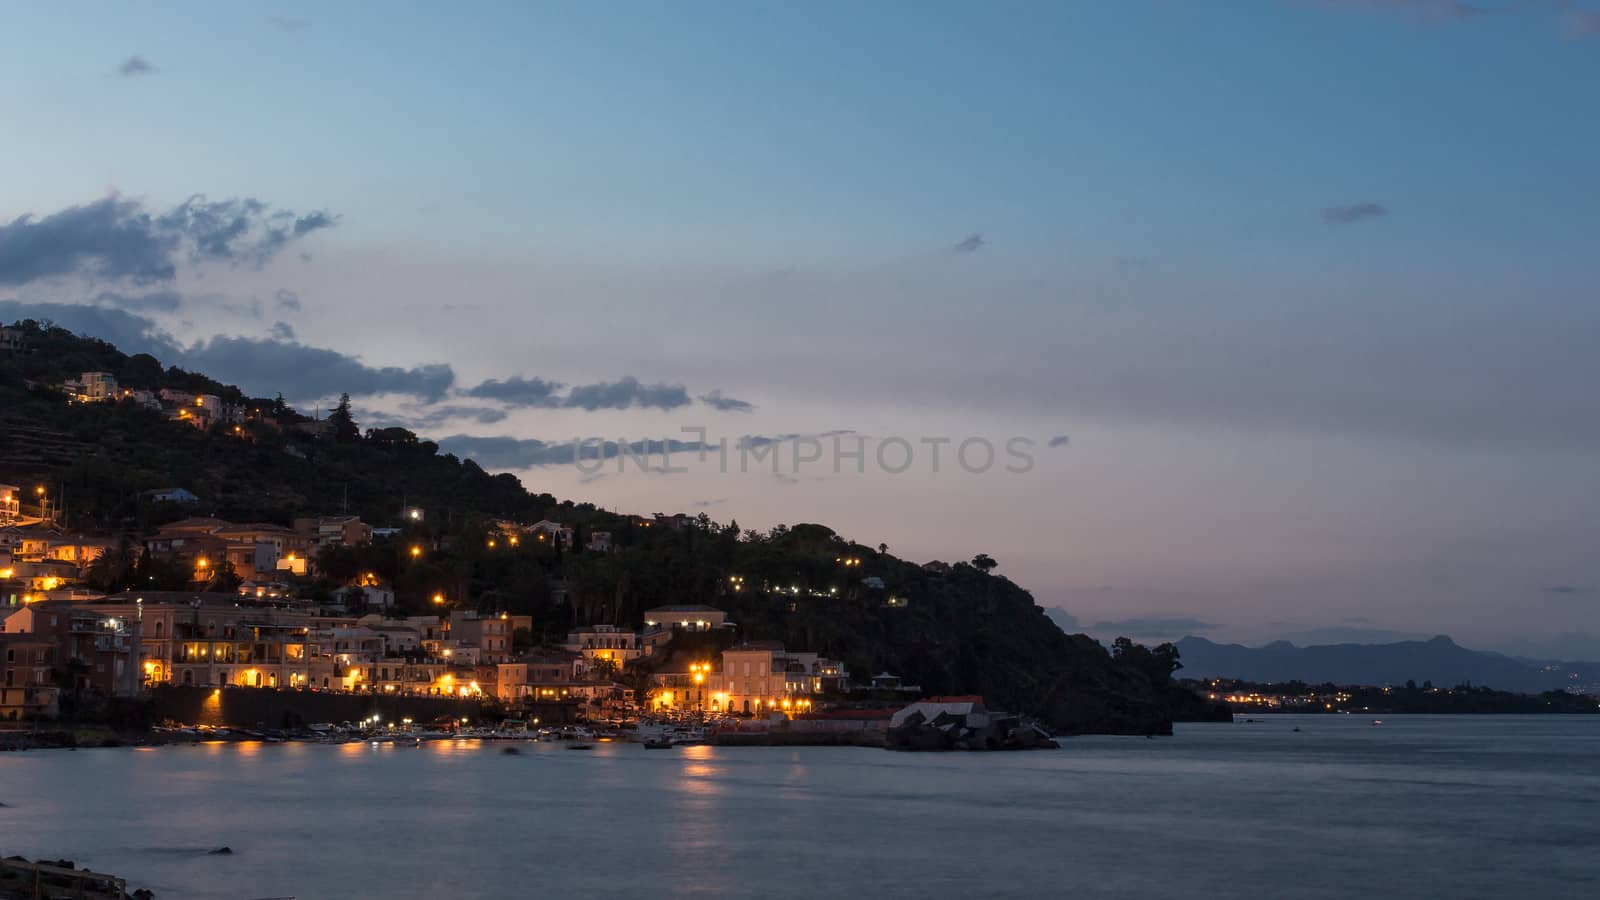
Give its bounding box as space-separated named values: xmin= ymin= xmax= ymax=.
xmin=329 ymin=393 xmax=360 ymax=442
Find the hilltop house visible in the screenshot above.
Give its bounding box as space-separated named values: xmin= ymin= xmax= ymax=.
xmin=143 ymin=487 xmax=200 ymax=505
xmin=0 ymin=484 xmax=20 ymax=525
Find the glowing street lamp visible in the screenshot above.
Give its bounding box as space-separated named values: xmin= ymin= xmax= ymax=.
xmin=410 ymin=545 xmax=423 ymax=559
xmin=432 ymin=593 xmax=446 ymax=605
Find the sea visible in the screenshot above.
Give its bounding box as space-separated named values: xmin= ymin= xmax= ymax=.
xmin=2 ymin=715 xmax=1596 ymax=899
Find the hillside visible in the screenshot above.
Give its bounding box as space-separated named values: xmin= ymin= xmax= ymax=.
xmin=1175 ymin=635 xmax=1597 ymax=693
xmin=1 ymin=318 xmax=1201 ymax=733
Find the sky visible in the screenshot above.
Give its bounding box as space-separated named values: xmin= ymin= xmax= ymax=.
xmin=3 ymin=1 xmax=1598 ymax=658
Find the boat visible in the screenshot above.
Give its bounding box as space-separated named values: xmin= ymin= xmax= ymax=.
xmin=566 ymin=742 xmax=595 ymax=750
xmin=642 ymin=738 xmax=674 ymax=750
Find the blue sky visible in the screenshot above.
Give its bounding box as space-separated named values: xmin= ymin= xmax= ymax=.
xmin=3 ymin=1 xmax=1599 ymax=657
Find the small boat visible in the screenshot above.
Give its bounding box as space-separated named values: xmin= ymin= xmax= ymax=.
xmin=566 ymin=742 xmax=595 ymax=750
xmin=1371 ymin=719 xmax=1383 ymax=727
xmin=642 ymin=738 xmax=674 ymax=750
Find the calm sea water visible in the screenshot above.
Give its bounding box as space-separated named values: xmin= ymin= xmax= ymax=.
xmin=2 ymin=715 xmax=1596 ymax=899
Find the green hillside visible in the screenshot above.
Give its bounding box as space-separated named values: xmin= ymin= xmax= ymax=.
xmin=1 ymin=317 xmax=1211 ymax=733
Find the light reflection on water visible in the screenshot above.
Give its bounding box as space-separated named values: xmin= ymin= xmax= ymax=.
xmin=0 ymin=716 xmax=1596 ymax=900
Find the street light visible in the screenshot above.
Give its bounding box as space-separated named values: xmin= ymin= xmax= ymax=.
xmin=410 ymin=545 xmax=423 ymax=559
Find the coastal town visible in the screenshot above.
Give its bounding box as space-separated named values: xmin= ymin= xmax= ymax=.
xmin=1 ymin=365 xmax=1059 ymax=751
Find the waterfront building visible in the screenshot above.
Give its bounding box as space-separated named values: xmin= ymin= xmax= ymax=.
xmin=562 ymin=623 xmax=644 ymax=672
xmin=0 ymin=634 xmax=58 ymax=720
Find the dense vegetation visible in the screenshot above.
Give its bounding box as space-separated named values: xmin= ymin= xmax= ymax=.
xmin=1 ymin=319 xmax=1212 ymax=733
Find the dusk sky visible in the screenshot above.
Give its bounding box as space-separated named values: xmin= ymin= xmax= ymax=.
xmin=3 ymin=1 xmax=1598 ymax=657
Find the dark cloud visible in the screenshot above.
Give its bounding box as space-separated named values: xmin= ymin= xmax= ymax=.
xmin=437 ymin=435 xmax=713 ymax=469
xmin=692 ymin=498 xmax=726 ymax=508
xmin=266 ymin=15 xmax=309 ymax=33
xmin=464 ymin=374 xmax=729 ymax=412
xmin=182 ymin=335 xmax=454 ymax=402
xmin=360 ymin=404 xmax=509 ymax=430
xmin=461 ymin=375 xmax=564 ymax=407
xmin=1321 ymin=202 xmax=1389 ymax=224
xmin=1543 ymin=585 xmax=1590 ymax=596
xmin=1 ymin=197 xmax=178 ymax=285
xmin=273 ymin=288 xmax=302 ymax=311
xmin=0 ymin=195 xmax=337 ymax=287
xmin=1048 ymin=435 xmax=1069 ymax=448
xmin=118 ymin=56 xmax=156 ymax=77
xmin=1572 ymin=11 xmax=1600 ymax=36
xmin=293 ymin=211 xmax=335 ymax=237
xmin=699 ymin=390 xmax=754 ymax=412
xmin=564 ymin=376 xmax=691 ymax=411
xmin=269 ymin=321 xmax=296 ymax=341
xmin=951 ymin=232 xmax=986 ymax=254
xmin=1090 ymin=616 xmax=1220 ymax=637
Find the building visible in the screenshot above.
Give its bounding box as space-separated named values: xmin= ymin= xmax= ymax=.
xmin=81 ymin=371 xmax=119 ymax=401
xmin=496 ymin=649 xmax=585 ymax=702
xmin=706 ymin=641 xmax=842 ymax=716
xmin=525 ymin=520 xmax=574 ymax=548
xmin=0 ymin=327 xmax=25 ymax=354
xmin=562 ymin=624 xmax=644 ymax=672
xmin=586 ymin=531 xmax=612 ymax=553
xmin=641 ymin=604 xmax=731 ymax=652
xmin=0 ymin=635 xmax=58 ymax=720
xmin=449 ymin=611 xmax=511 ymax=664
xmin=0 ymin=485 xmax=19 ymax=526
xmin=2 ymin=602 xmax=138 ymax=697
xmin=143 ymin=487 xmax=200 ymax=505
xmin=293 ymin=516 xmax=373 ymax=554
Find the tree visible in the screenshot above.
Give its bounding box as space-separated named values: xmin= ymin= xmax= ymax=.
xmin=1112 ymin=637 xmax=1183 ymax=687
xmin=589 ymin=657 xmax=620 ymax=681
xmin=971 ymin=553 xmax=998 ymax=573
xmin=329 ymin=393 xmax=360 ymax=442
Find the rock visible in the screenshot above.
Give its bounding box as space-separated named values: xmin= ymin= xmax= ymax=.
xmin=208 ymin=846 xmax=232 ymax=855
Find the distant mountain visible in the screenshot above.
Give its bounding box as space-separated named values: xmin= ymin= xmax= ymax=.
xmin=1175 ymin=635 xmax=1599 ymax=694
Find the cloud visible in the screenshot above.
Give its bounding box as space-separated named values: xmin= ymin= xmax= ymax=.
xmin=181 ymin=335 xmax=454 ymax=402
xmin=266 ymin=15 xmax=309 ymax=33
xmin=95 ymin=290 xmax=183 ymax=313
xmin=1543 ymin=585 xmax=1591 ymax=596
xmin=1043 ymin=607 xmax=1081 ymax=633
xmin=437 ymin=435 xmax=713 ymax=469
xmin=118 ymin=56 xmax=156 ymax=77
xmin=464 ymin=374 xmax=725 ymax=412
xmin=1048 ymin=435 xmax=1069 ymax=448
xmin=293 ymin=211 xmax=335 ymax=236
xmin=269 ymin=321 xmax=296 ymax=341
xmin=359 ymin=404 xmax=509 ymax=430
xmin=1089 ymin=616 xmax=1221 ymax=637
xmin=461 ymin=375 xmax=564 ymax=407
xmin=1321 ymin=202 xmax=1389 ymax=224
xmin=564 ymin=376 xmax=691 ymax=411
xmin=0 ymin=195 xmax=337 ymax=287
xmin=273 ymin=288 xmax=302 ymax=311
xmin=950 ymin=232 xmax=986 ymax=254
xmin=699 ymin=389 xmax=754 ymax=412
xmin=692 ymin=498 xmax=727 ymax=508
